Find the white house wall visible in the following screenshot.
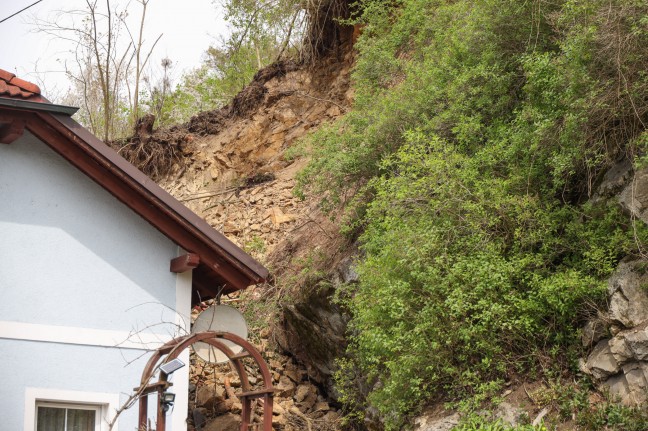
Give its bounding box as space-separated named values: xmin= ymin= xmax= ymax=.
xmin=0 ymin=131 xmax=192 ymax=430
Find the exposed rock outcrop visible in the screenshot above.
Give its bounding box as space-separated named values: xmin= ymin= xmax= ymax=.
xmin=581 ymin=164 xmax=648 ymax=406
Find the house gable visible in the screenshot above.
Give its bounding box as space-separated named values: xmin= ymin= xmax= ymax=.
xmin=0 ymin=69 xmax=268 ymax=303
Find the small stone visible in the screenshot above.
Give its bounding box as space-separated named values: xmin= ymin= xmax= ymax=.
xmin=229 ymin=375 xmax=241 ymax=387
xmin=298 ymin=391 xmax=317 ymax=412
xmin=231 ymin=402 xmax=242 ymax=414
xmin=269 ymin=359 xmax=283 ymax=370
xmin=284 ymin=369 xmax=301 ymax=383
xmin=273 ymin=403 xmax=286 ymax=415
xmin=321 ymin=410 xmax=341 ymax=422
xmin=273 ymin=413 xmax=287 ymax=426
xmin=313 ymin=401 xmax=330 ymax=412
xmin=276 ymin=376 xmax=296 ymax=398
xmin=294 ymin=385 xmax=310 ymax=403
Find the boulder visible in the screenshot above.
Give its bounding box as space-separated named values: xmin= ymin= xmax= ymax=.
xmin=195 ymin=384 xmax=226 ymax=410
xmin=608 ymin=335 xmax=633 ymax=365
xmin=582 ymin=318 xmax=608 ymax=347
xmin=278 ymin=282 xmax=349 ymax=398
xmin=620 ymin=325 xmax=648 ymax=360
xmin=413 ymin=411 xmax=461 ymax=431
xmin=601 ymin=362 xmax=648 ymax=406
xmin=203 ymin=413 xmax=240 ymax=431
xmin=601 ymin=374 xmax=630 ymax=405
xmin=586 ymin=339 xmax=620 ymax=379
xmin=593 ymin=159 xmax=633 ymax=200
xmin=619 ymin=167 xmax=648 ymax=224
xmin=607 ymin=260 xmax=648 ymax=328
xmin=622 ymin=362 xmax=648 ymax=405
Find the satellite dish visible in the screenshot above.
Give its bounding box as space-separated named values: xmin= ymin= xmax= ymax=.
xmin=191 ymin=305 xmax=248 ymax=364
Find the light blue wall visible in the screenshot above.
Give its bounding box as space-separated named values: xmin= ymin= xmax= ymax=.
xmin=0 ymin=131 xmax=179 ymax=331
xmin=0 ymin=131 xmax=188 ymax=430
xmin=0 ymin=339 xmax=185 ymax=430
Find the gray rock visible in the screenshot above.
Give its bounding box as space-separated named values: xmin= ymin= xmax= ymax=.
xmin=582 ymin=318 xmax=608 ymax=347
xmin=620 ymin=326 xmax=648 ymax=360
xmin=335 ymin=255 xmax=359 ymax=285
xmin=593 ymin=159 xmax=633 ymax=200
xmin=602 ymin=374 xmax=630 ymax=404
xmin=203 ymin=413 xmax=240 ymax=431
xmin=413 ymin=411 xmax=460 ymax=431
xmin=619 ymin=167 xmax=648 ymax=224
xmin=622 ymin=362 xmax=648 ymax=405
xmin=586 ymin=339 xmax=620 ymax=379
xmin=608 ymin=335 xmax=633 ymax=365
xmin=607 ymin=260 xmax=648 ymax=327
xmin=278 ymin=282 xmax=349 ymax=399
xmin=599 ymin=362 xmax=648 ymax=406
xmin=494 ymin=401 xmax=525 ymax=427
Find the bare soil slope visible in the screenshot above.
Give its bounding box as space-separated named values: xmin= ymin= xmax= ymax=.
xmin=139 ymin=50 xmax=355 ymax=430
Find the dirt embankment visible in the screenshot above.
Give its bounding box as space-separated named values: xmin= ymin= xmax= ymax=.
xmin=142 ymin=49 xmax=355 ymax=430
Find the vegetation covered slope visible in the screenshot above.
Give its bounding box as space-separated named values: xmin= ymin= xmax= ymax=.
xmin=293 ymin=0 xmax=648 ymax=428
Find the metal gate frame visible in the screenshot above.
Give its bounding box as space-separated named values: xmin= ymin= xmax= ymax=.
xmin=136 ymin=331 xmax=275 ymax=431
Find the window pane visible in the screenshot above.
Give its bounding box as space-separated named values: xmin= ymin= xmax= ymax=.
xmin=67 ymin=409 xmax=96 ymax=431
xmin=37 ymin=407 xmax=65 ymax=431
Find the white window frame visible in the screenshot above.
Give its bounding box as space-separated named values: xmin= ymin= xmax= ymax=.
xmin=35 ymin=401 xmax=101 ymax=431
xmin=24 ymin=388 xmax=120 ymax=431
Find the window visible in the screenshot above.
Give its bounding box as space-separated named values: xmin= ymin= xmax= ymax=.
xmin=25 ymin=388 xmax=119 ymax=431
xmin=36 ymin=402 xmax=99 ymax=431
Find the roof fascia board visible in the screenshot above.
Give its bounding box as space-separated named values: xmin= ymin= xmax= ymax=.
xmin=0 ymin=97 xmax=79 ymax=116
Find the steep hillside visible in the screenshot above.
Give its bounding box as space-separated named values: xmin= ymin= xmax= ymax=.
xmin=116 ymin=1 xmax=648 ymax=430
xmin=158 ymin=55 xmax=351 ymax=261
xmin=139 ymin=49 xmax=355 ymax=430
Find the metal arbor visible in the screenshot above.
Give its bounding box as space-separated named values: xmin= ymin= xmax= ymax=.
xmin=136 ymin=331 xmax=275 ymax=431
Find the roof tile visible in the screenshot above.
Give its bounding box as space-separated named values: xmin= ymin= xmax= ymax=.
xmin=0 ymin=68 xmax=43 ymax=101
xmin=10 ymin=76 xmax=41 ymax=95
xmin=0 ymin=69 xmax=15 ymax=82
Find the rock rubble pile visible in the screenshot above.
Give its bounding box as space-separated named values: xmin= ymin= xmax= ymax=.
xmin=188 ymin=304 xmax=342 ymax=430
xmin=156 ymin=52 xmax=355 ymax=430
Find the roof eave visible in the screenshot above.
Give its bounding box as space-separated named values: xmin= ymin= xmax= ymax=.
xmin=0 ymin=96 xmax=79 ymax=116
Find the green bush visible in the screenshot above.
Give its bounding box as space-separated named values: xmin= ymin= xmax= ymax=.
xmin=298 ymin=0 xmax=648 ymax=429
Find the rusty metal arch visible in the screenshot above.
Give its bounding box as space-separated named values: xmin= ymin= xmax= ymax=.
xmin=136 ymin=331 xmax=275 ymax=431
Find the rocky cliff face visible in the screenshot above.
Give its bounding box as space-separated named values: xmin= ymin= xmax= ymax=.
xmin=581 ymin=165 xmax=648 ymax=406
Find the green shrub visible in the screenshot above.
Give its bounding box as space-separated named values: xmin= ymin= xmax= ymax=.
xmin=297 ymin=0 xmax=648 ymax=428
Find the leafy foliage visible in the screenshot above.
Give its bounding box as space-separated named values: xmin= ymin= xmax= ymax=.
xmin=297 ymin=0 xmax=648 ymax=428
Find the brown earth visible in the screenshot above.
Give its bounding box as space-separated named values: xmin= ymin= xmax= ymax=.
xmin=139 ymin=49 xmax=356 ymax=430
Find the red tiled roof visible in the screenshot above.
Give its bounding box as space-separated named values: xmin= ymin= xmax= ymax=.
xmin=0 ymin=69 xmax=43 ymax=101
